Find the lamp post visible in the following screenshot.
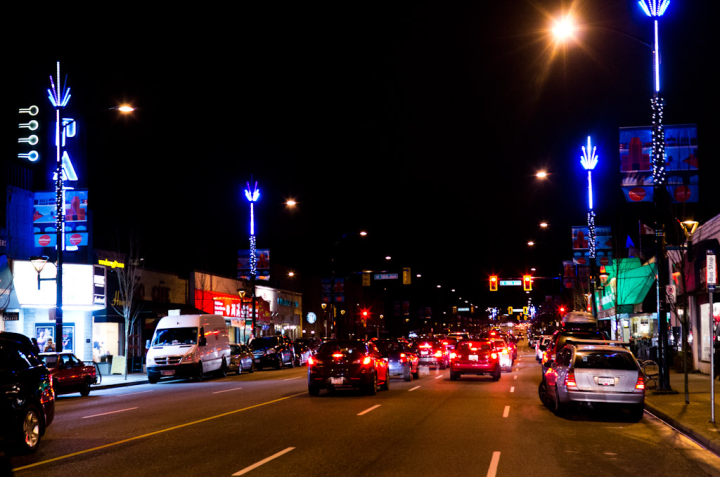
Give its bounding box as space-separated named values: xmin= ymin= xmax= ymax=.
xmin=580 ymin=136 xmax=599 ymax=317
xmin=244 ymin=181 xmax=260 ymax=341
xmin=638 ymin=0 xmax=673 ymax=392
xmin=47 ymin=62 xmax=134 ymax=352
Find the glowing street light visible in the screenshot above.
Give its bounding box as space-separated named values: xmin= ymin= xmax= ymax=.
xmin=244 ymin=180 xmax=260 ymax=340
xmin=551 ymin=15 xmax=576 ymax=41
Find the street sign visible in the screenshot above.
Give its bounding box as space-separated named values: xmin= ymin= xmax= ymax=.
xmin=374 ymin=273 xmax=398 ymax=280
xmin=666 ymin=285 xmax=676 ymax=303
xmin=500 ymin=280 xmax=521 ymax=286
xmin=708 ymin=251 xmax=717 ymax=291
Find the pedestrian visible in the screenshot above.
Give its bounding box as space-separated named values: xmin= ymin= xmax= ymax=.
xmin=44 ymin=337 xmax=55 ymax=352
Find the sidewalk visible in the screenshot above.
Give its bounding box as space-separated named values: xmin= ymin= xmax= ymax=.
xmin=644 ymin=368 xmax=720 ymax=455
xmin=92 ymin=371 xmax=148 ymax=389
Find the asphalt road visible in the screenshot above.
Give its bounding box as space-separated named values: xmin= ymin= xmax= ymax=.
xmin=8 ymin=342 xmax=720 ymax=477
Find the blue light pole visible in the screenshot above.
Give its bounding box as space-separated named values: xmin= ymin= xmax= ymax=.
xmin=580 ymin=136 xmax=599 ymax=317
xmin=639 ymin=0 xmax=673 ymax=392
xmin=245 ymin=181 xmax=260 ymax=341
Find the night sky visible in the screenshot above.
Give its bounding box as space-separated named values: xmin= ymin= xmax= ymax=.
xmin=2 ymin=1 xmax=716 ymax=310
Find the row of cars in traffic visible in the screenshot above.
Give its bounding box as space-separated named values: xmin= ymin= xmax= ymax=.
xmin=530 ymin=313 xmax=646 ymax=421
xmin=306 ymin=330 xmax=521 ymax=396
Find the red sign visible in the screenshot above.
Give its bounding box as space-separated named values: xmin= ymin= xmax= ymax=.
xmin=39 ymin=235 xmax=51 ymax=246
xmin=70 ymin=234 xmax=82 ymax=245
xmin=628 ymin=188 xmax=646 ymax=202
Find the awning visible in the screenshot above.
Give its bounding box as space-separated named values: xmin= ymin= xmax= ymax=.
xmin=596 ymin=258 xmax=656 ymax=316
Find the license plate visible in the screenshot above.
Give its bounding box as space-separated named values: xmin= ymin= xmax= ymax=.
xmin=421 ymin=351 xmax=428 ymax=355
xmin=469 ymin=355 xmax=478 ymax=361
xmin=161 ymin=370 xmax=175 ymax=376
xmin=598 ymin=377 xmax=615 ymax=386
xmin=254 ymin=359 xmax=261 ymax=363
xmin=330 ymin=377 xmax=344 ymax=385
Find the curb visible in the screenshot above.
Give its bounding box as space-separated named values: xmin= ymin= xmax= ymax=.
xmin=92 ymin=379 xmax=149 ymax=391
xmin=644 ymin=401 xmax=720 ymax=457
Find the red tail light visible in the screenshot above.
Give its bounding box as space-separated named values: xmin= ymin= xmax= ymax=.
xmin=308 ymin=356 xmax=315 ymax=366
xmin=41 ymin=374 xmax=55 ymax=404
xmin=332 ymin=353 xmax=343 ymax=359
xmin=434 ymin=350 xmax=443 ymax=357
xmin=362 ymin=357 xmax=372 ymax=365
xmin=491 ymin=353 xmax=498 ymax=360
xmin=635 ymin=375 xmax=645 ymax=390
xmin=399 ymin=353 xmax=406 ymax=363
xmin=564 ymin=371 xmax=577 ymax=389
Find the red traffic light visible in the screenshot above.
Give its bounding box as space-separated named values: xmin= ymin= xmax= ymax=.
xmin=489 ymin=275 xmax=498 ymax=292
xmin=523 ymin=275 xmax=532 ymax=291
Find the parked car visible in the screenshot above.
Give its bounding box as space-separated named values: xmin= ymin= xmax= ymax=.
xmin=228 ymin=343 xmax=254 ymax=374
xmin=536 ymin=335 xmax=552 ymax=362
xmin=250 ymin=336 xmax=295 ymax=370
xmin=414 ymin=338 xmax=446 ymax=369
xmin=376 ymin=339 xmax=419 ymax=381
xmin=449 ymin=339 xmax=501 ymax=381
xmin=0 ymin=331 xmax=55 ymax=454
xmin=293 ymin=341 xmax=313 ymax=366
xmin=39 ymin=352 xmax=97 ymax=396
xmin=539 ymin=340 xmax=645 ymax=420
xmin=307 ymin=340 xmax=389 ymax=396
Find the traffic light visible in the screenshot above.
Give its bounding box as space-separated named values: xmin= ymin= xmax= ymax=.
xmin=508 ymin=306 xmax=513 ymax=315
xmin=361 ymin=309 xmax=369 ymax=326
xmin=523 ymin=306 xmax=528 ymax=315
xmin=489 ymin=275 xmax=498 ymax=292
xmin=523 ymin=275 xmax=532 ymax=291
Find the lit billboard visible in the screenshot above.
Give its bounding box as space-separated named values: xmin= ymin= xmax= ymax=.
xmin=33 ymin=190 xmax=89 ymax=248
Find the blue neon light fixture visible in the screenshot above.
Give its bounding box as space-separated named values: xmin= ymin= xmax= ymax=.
xmin=580 ymin=136 xmax=598 ymax=262
xmin=245 ymin=181 xmax=260 ymax=276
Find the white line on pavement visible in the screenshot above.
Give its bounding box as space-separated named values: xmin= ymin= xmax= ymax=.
xmin=487 ymin=451 xmax=501 ymax=477
xmin=510 ymin=387 xmax=515 ymax=393
xmin=82 ymin=407 xmax=138 ymax=419
xmin=233 ymin=447 xmax=295 ymax=476
xmin=503 ymin=406 xmax=510 ymax=418
xmin=409 ymin=386 xmax=420 ymax=392
xmin=514 ymin=375 xmax=518 ymax=380
xmin=213 ymin=387 xmax=243 ymax=394
xmin=435 ymin=375 xmax=443 ymax=379
xmin=283 ymin=377 xmax=301 ymax=381
xmin=114 ymin=390 xmax=153 ymax=397
xmin=358 ymin=405 xmax=381 ymax=416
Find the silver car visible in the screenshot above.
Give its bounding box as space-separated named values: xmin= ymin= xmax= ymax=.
xmin=535 ymin=335 xmax=552 ymax=362
xmin=539 ymin=340 xmax=645 ymax=420
xmin=228 ymin=343 xmax=254 ymax=374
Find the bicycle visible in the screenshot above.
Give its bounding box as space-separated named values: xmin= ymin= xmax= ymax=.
xmin=638 ymin=359 xmax=659 ymax=390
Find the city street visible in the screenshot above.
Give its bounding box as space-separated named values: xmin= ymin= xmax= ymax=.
xmin=8 ymin=342 xmax=720 ymax=477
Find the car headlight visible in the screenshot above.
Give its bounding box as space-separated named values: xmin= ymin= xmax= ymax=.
xmin=182 ymin=352 xmax=195 ymax=363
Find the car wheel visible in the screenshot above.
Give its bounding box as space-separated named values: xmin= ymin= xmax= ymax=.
xmin=195 ymin=364 xmax=204 ymax=382
xmin=80 ymin=382 xmax=91 ymax=396
xmin=492 ymin=365 xmax=501 ymax=381
xmin=309 ymin=384 xmax=320 ymax=396
xmin=413 ymin=367 xmax=420 ymax=380
xmin=450 ymin=371 xmax=459 ymax=381
xmin=148 ymin=376 xmax=159 ymax=384
xmin=16 ymin=405 xmax=42 ymax=454
xmin=217 ymin=359 xmax=227 ymax=378
xmin=367 ymin=372 xmax=378 ymax=395
xmin=236 ymin=363 xmax=242 ymax=375
xmin=629 ymin=404 xmax=645 ymax=422
xmin=538 ymin=381 xmax=549 ymax=406
xmin=290 ymin=356 xmax=295 ymax=368
xmin=404 ymin=367 xmax=412 ymax=382
xmin=275 ymin=356 xmax=283 ymax=370
xmin=439 ymin=362 xmax=446 ymax=370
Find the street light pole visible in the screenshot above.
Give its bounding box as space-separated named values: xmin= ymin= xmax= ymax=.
xmin=580 ymin=136 xmax=599 ymax=318
xmin=639 ymin=0 xmax=673 ymax=392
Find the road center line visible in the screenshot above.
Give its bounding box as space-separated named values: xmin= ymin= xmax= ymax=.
xmin=487 ymin=451 xmax=501 ymax=477
xmin=503 ymin=406 xmax=510 ymax=418
xmin=358 ymin=405 xmax=381 ymax=416
xmin=213 ymin=387 xmax=243 ymax=394
xmin=12 ymin=391 xmax=307 ymax=473
xmin=510 ymin=387 xmax=515 ymax=393
xmin=82 ymin=407 xmax=138 ymax=419
xmin=233 ymin=447 xmax=295 ymax=476
xmin=283 ymin=377 xmax=301 ymax=381
xmin=435 ymin=375 xmax=443 ymax=379
xmin=409 ymin=386 xmax=420 ymax=392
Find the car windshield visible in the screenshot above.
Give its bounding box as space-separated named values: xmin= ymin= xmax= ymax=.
xmin=151 ymin=328 xmax=198 ymax=346
xmin=250 ymin=337 xmax=280 ymax=350
xmin=574 ymin=350 xmax=638 ymax=371
xmin=317 ymin=341 xmax=367 ymax=356
xmin=493 ymin=340 xmax=506 ymax=349
xmin=41 ymin=354 xmax=58 ymax=367
xmin=458 ymin=341 xmax=492 ymax=352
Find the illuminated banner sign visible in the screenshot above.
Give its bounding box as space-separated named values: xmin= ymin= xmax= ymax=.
xmin=194 ymin=289 xmax=271 ymax=320
xmin=572 ymin=226 xmax=612 ymax=251
xmin=13 ymin=261 xmax=96 ymax=307
xmin=33 ymin=190 xmax=89 ymax=248
xmin=620 ymin=124 xmax=698 ymax=203
xmin=237 ymin=249 xmax=270 ymax=281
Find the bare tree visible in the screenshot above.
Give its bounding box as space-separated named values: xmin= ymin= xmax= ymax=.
xmin=111 ymin=239 xmax=144 ymax=380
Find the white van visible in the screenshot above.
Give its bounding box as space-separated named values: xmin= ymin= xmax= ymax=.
xmin=146 ymin=314 xmax=230 ymax=383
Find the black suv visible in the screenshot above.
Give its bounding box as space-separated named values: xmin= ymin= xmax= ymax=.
xmin=250 ymin=336 xmax=295 ymax=370
xmin=1 ymin=331 xmax=55 ymax=453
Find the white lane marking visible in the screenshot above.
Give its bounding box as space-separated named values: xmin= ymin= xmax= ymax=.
xmin=514 ymin=375 xmax=518 ymax=380
xmin=283 ymin=377 xmax=301 ymax=381
xmin=233 ymin=447 xmax=295 ymax=476
xmin=503 ymin=406 xmax=510 ymax=418
xmin=115 ymin=390 xmax=153 ymax=397
xmin=358 ymin=405 xmax=381 ymax=416
xmin=510 ymin=387 xmax=515 ymax=393
xmin=213 ymin=387 xmax=243 ymax=394
xmin=82 ymin=407 xmax=138 ymax=419
xmin=435 ymin=375 xmax=443 ymax=379
xmin=487 ymin=451 xmax=501 ymax=477
xmin=409 ymin=386 xmax=420 ymax=392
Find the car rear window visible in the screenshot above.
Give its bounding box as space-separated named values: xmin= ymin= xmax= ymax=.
xmin=317 ymin=342 xmax=367 ymax=355
xmin=458 ymin=341 xmax=492 ymax=352
xmin=574 ymin=351 xmax=638 ymax=371
xmin=493 ymin=339 xmax=506 ymax=348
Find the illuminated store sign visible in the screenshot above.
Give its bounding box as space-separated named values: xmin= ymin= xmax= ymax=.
xmin=98 ymin=259 xmax=125 ymax=269
xmin=13 ymin=260 xmax=97 ymax=308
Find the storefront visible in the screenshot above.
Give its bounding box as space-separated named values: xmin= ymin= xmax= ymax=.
xmin=2 ymin=259 xmax=105 ymax=362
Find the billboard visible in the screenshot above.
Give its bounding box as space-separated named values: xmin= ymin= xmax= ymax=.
xmin=620 ymin=124 xmax=698 ymax=203
xmin=237 ymin=249 xmax=270 ymax=281
xmin=571 ymin=226 xmax=613 ymax=266
xmin=33 ymin=190 xmax=89 ymax=248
